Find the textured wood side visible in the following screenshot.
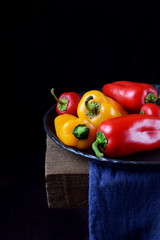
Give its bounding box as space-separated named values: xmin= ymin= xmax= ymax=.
xmin=46 ymin=174 xmax=89 ymax=208
xmin=45 ymin=136 xmax=89 ymax=175
xmin=45 ymin=135 xmax=89 ymax=208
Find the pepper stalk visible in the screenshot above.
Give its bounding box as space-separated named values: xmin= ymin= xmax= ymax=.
xmin=51 ymin=88 xmax=68 ymax=111
xmin=72 ymin=124 xmax=89 ymax=140
xmin=85 ymin=95 xmax=100 ymax=119
xmin=145 ymin=93 xmax=160 ymax=104
xmin=92 ymin=131 xmax=108 ymax=158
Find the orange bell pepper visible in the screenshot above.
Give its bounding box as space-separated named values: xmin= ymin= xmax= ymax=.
xmin=54 ymin=114 xmax=96 ymax=149
xmin=77 ymin=90 xmax=128 ymax=128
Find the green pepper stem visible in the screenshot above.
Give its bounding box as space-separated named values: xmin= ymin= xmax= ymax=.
xmin=85 ymin=96 xmax=95 ymax=111
xmin=72 ymin=124 xmax=89 ymax=140
xmin=145 ymin=93 xmax=160 ymax=104
xmin=92 ymin=139 xmax=104 ymax=158
xmin=85 ymin=95 xmax=100 ymax=119
xmin=92 ymin=131 xmax=108 ymax=158
xmin=140 ymin=111 xmax=145 ymax=114
xmin=51 ymin=88 xmax=64 ymax=105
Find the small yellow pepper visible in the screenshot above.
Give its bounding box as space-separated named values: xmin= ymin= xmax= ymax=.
xmin=77 ymin=90 xmax=128 ymax=128
xmin=54 ymin=114 xmax=96 ymax=149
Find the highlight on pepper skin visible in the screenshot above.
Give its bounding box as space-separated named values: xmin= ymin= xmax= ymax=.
xmin=77 ymin=90 xmax=128 ymax=129
xmin=50 ymin=81 xmax=160 ymax=158
xmin=102 ymin=81 xmax=159 ymax=113
xmin=54 ymin=114 xmax=97 ymax=149
xmin=51 ymin=88 xmax=81 ymax=116
xmin=92 ymin=114 xmax=160 ymax=158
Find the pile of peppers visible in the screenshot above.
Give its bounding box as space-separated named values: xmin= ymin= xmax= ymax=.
xmin=52 ymin=81 xmax=160 ymax=158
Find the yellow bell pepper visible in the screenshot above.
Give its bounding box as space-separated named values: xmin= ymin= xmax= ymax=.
xmin=77 ymin=90 xmax=128 ymax=128
xmin=54 ymin=114 xmax=96 ymax=149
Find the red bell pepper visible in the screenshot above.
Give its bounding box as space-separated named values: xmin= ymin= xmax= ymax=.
xmin=102 ymin=81 xmax=159 ymax=113
xmin=51 ymin=88 xmax=81 ymax=116
xmin=140 ymin=103 xmax=160 ymax=118
xmin=92 ymin=114 xmax=160 ymax=158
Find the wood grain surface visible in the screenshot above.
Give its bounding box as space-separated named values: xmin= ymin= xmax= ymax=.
xmin=45 ymin=136 xmax=89 ymax=208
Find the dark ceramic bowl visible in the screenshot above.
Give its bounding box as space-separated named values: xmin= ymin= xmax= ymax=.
xmin=43 ymin=84 xmax=160 ymax=166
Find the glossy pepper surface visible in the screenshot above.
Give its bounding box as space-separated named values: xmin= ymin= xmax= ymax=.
xmin=51 ymin=88 xmax=81 ymax=116
xmin=77 ymin=90 xmax=127 ymax=129
xmin=102 ymin=81 xmax=159 ymax=113
xmin=54 ymin=114 xmax=96 ymax=149
xmin=140 ymin=103 xmax=160 ymax=118
xmin=92 ymin=114 xmax=160 ymax=158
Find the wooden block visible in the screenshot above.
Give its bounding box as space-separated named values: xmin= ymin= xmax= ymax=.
xmin=45 ymin=135 xmax=89 ymax=208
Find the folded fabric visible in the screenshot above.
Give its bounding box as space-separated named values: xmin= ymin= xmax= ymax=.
xmin=89 ymin=162 xmax=160 ymax=240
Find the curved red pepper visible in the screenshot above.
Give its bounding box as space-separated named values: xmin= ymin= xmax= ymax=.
xmin=92 ymin=114 xmax=160 ymax=158
xmin=102 ymin=81 xmax=159 ymax=113
xmin=51 ymin=88 xmax=81 ymax=116
xmin=140 ymin=103 xmax=160 ymax=118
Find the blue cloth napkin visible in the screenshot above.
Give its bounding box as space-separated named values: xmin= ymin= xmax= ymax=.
xmin=89 ymin=162 xmax=160 ymax=240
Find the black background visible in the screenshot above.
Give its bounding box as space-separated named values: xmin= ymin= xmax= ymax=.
xmin=2 ymin=0 xmax=160 ymax=239
xmin=3 ymin=0 xmax=160 ymax=149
